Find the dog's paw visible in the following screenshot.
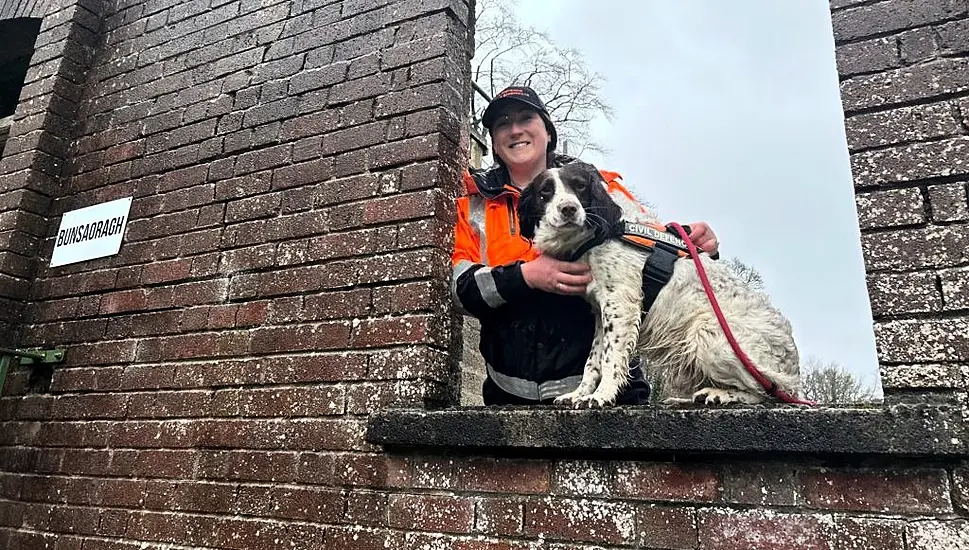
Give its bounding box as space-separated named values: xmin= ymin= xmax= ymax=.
xmin=553 ymin=392 xmax=581 ymax=406
xmin=570 ymin=394 xmax=612 ymax=409
xmin=692 ymin=387 xmax=766 ymax=406
xmin=661 ymin=396 xmax=695 ymax=406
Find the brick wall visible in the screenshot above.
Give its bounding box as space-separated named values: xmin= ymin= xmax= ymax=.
xmin=833 ymin=0 xmax=969 ymax=402
xmin=0 ymin=0 xmax=965 ymax=548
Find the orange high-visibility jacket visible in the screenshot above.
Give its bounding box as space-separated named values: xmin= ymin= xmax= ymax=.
xmin=450 ymin=157 xmax=652 ymax=404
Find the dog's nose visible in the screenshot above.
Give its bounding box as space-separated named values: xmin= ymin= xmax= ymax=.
xmin=560 ymin=204 xmax=577 ymax=218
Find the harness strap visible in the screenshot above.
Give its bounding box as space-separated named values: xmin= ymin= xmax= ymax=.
xmin=642 ymin=242 xmax=681 ymax=313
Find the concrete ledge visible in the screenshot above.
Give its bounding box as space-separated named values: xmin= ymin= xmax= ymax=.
xmin=366 ymin=405 xmax=969 ymax=458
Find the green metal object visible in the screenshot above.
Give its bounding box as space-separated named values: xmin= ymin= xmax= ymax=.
xmin=0 ymin=347 xmax=66 ymax=394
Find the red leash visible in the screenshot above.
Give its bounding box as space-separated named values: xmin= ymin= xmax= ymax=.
xmin=667 ymin=222 xmax=816 ymax=406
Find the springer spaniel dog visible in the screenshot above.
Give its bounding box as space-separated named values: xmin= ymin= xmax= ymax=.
xmin=518 ymin=162 xmax=801 ymax=407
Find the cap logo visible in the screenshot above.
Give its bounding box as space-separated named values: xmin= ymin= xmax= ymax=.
xmin=497 ymin=88 xmax=527 ymax=99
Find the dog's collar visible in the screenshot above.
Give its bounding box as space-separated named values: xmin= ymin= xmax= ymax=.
xmin=566 ymin=222 xmax=692 ymax=262
xmin=567 ymin=221 xmax=624 ymax=262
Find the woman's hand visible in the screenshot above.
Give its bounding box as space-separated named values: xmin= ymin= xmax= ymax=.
xmin=686 ymin=222 xmax=719 ymax=256
xmin=521 ymin=255 xmax=592 ymax=295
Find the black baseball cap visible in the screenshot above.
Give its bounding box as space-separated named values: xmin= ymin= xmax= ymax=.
xmin=481 ymin=86 xmax=558 ymax=151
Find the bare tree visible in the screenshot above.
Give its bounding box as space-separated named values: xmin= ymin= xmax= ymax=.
xmin=471 ymin=0 xmax=613 ymax=157
xmin=800 ymin=356 xmax=877 ymax=404
xmin=723 ymin=256 xmax=765 ymax=291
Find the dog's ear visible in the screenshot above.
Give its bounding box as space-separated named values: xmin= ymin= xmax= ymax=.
xmin=517 ymin=182 xmax=542 ymax=240
xmin=582 ymin=164 xmax=623 ymax=230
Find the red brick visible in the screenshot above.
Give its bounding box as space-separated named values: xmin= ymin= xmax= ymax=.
xmin=345 ymin=380 xmax=445 ymax=413
xmin=135 ymin=331 xmax=250 ymax=361
xmin=249 ymin=321 xmax=351 ymax=353
xmin=171 ymin=279 xmax=228 ymax=306
xmin=389 ymin=494 xmax=474 ymax=533
xmin=458 ymin=459 xmax=550 ymax=495
xmin=140 ymin=258 xmax=192 ymax=284
xmin=524 ymin=497 xmax=637 ymax=545
xmin=97 ymin=478 xmax=148 ymax=508
xmin=118 ymin=364 xmax=175 ymax=390
xmin=349 ymin=314 xmax=444 ymax=348
xmin=722 ymin=463 xmax=798 ymax=506
xmin=234 ymin=485 xmax=344 ymax=522
xmin=64 ymin=340 xmax=137 ymax=366
xmin=907 ymin=520 xmax=969 ymax=550
xmin=49 ymin=505 xmax=100 ymax=535
xmin=801 ymin=468 xmax=952 ymax=513
xmin=198 ymin=450 xmax=298 ymax=483
xmin=211 ymin=385 xmax=345 ymax=417
xmin=345 ymin=490 xmax=389 ymax=526
xmin=698 ymin=509 xmax=834 ymax=550
xmin=832 ymin=517 xmax=906 ymax=550
xmin=235 ymin=300 xmax=268 ymax=326
xmin=303 ymin=288 xmax=372 ymax=320
xmin=367 ymin=346 xmax=450 ymax=381
xmin=355 ymin=249 xmax=450 ymax=285
xmin=126 ymin=390 xmax=211 ymax=418
xmin=551 ymin=460 xmax=612 ymax=497
xmin=955 ymin=467 xmax=969 ymax=514
xmin=99 ymin=289 xmax=148 ymax=314
xmin=637 ymin=505 xmax=697 ymax=550
xmin=324 ymin=526 xmax=391 ymax=550
xmin=615 ymin=462 xmax=721 ymax=502
xmin=50 ymin=393 xmax=128 ymax=420
xmin=371 ymin=280 xmax=447 ymax=315
xmin=475 ymin=497 xmax=523 ymax=536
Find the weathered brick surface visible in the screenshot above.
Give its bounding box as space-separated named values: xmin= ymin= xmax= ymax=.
xmin=835 ymin=36 xmax=901 ymax=77
xmin=850 ymin=136 xmax=969 ymax=188
xmin=721 ymin=463 xmax=798 ymax=507
xmin=879 ymin=363 xmax=968 ymax=389
xmin=831 ymin=0 xmax=968 ymax=43
xmin=875 ymin=318 xmax=969 ymax=362
xmin=862 ymin=225 xmax=969 ymax=271
xmin=907 ymin=520 xmax=969 ymax=550
xmin=866 ymin=271 xmax=942 ymax=316
xmin=801 ymin=468 xmax=952 ymax=513
xmin=524 ymin=497 xmax=637 ymax=545
xmin=930 ymin=182 xmax=969 ymax=222
xmin=941 ymin=266 xmax=969 ymax=310
xmin=841 ymin=59 xmax=969 ymax=112
xmin=697 ymin=508 xmax=835 ymax=550
xmin=855 ymin=187 xmax=925 ymax=229
xmin=843 ymin=101 xmax=963 ymax=152
xmin=614 ymin=462 xmax=721 ymax=502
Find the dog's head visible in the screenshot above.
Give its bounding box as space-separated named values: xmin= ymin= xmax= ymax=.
xmin=518 ymin=162 xmax=623 ymax=256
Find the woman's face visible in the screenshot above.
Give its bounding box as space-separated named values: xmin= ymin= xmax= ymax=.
xmin=490 ymin=105 xmax=550 ymax=171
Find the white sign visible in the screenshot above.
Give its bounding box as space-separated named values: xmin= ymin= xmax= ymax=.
xmin=50 ymin=197 xmax=132 ymax=267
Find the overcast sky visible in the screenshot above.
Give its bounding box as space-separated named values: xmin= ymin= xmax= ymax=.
xmin=511 ymin=0 xmax=882 ymax=392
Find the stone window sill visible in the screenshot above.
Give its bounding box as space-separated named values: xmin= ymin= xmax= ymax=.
xmin=366 ymin=404 xmax=968 ymax=458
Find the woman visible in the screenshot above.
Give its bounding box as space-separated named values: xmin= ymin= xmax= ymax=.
xmin=451 ymin=86 xmax=720 ymax=405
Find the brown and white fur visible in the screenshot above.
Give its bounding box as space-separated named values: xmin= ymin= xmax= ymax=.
xmin=518 ymin=162 xmax=801 ymax=407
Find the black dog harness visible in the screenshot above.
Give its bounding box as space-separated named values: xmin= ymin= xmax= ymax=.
xmin=568 ymin=221 xmax=700 ymax=313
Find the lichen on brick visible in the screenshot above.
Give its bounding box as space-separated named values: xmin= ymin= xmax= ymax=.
xmin=552 ymin=461 xmax=612 ymax=497
xmin=907 ymin=520 xmax=969 ymax=550
xmin=880 ymin=363 xmax=967 ymax=389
